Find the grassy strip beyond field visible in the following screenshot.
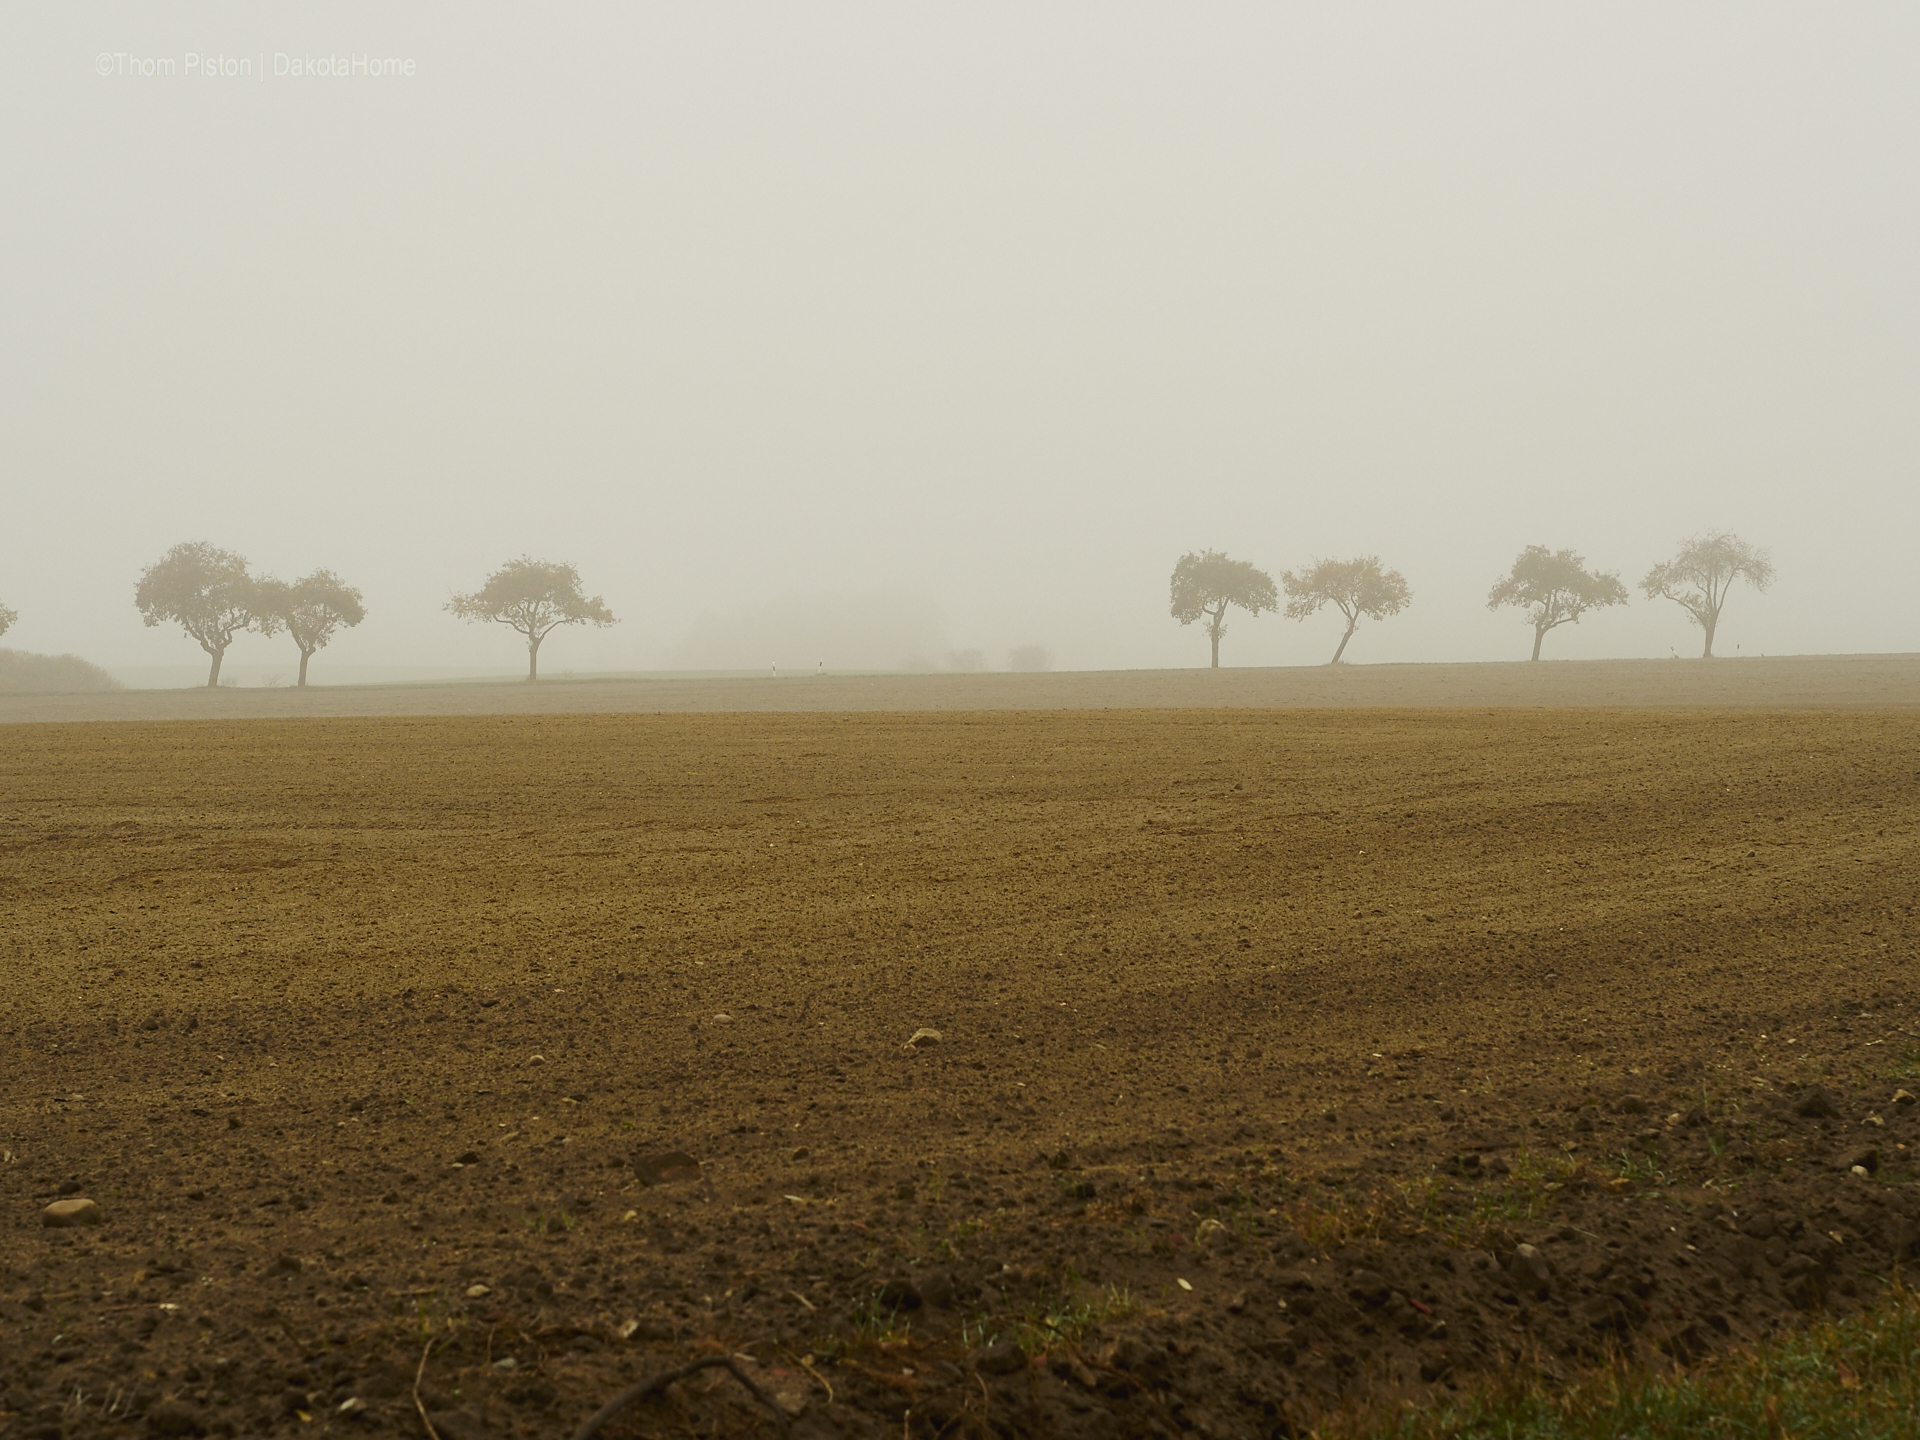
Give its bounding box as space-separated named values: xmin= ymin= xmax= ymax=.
xmin=1333 ymin=1284 xmax=1920 ymax=1440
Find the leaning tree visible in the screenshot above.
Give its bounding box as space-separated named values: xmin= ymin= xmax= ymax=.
xmin=135 ymin=541 xmax=271 ymax=686
xmin=1487 ymin=545 xmax=1629 ymax=661
xmin=447 ymin=557 xmax=616 ymax=680
xmin=1281 ymin=555 xmax=1411 ymax=663
xmin=1641 ymin=532 xmax=1772 ymax=658
xmin=1169 ymin=550 xmax=1278 ymax=668
xmin=260 ymin=570 xmax=366 ymax=686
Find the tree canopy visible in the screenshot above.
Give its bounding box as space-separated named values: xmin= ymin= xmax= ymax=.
xmin=0 ymin=601 xmax=15 ymax=640
xmin=1487 ymin=546 xmax=1628 ymax=661
xmin=1169 ymin=550 xmax=1278 ymax=668
xmin=447 ymin=557 xmax=616 ymax=680
xmin=1282 ymin=556 xmax=1411 ymax=663
xmin=260 ymin=570 xmax=366 ymax=687
xmin=1641 ymin=532 xmax=1773 ymax=658
xmin=134 ymin=541 xmax=269 ymax=686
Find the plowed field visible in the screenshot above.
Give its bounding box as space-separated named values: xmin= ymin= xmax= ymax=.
xmin=3 ymin=707 xmax=1917 ymax=1439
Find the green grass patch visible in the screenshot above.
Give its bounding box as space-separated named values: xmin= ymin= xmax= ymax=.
xmin=1327 ymin=1282 xmax=1920 ymax=1440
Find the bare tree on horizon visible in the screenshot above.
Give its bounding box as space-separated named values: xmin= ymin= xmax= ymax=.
xmin=1282 ymin=556 xmax=1411 ymax=663
xmin=260 ymin=570 xmax=367 ymax=686
xmin=1487 ymin=545 xmax=1629 ymax=661
xmin=1169 ymin=550 xmax=1278 ymax=668
xmin=447 ymin=557 xmax=616 ymax=681
xmin=134 ymin=541 xmax=270 ymax=687
xmin=1642 ymin=532 xmax=1773 ymax=658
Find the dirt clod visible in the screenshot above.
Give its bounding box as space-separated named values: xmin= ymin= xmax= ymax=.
xmin=1795 ymin=1084 xmax=1841 ymax=1119
xmin=974 ymin=1341 xmax=1028 ymax=1376
xmin=633 ymin=1150 xmax=701 ymax=1186
xmin=144 ymin=1401 xmax=207 ymax=1437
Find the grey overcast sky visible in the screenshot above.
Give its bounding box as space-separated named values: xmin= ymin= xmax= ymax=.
xmin=4 ymin=4 xmax=1917 ymax=678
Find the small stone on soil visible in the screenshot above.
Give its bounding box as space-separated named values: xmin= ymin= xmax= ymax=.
xmin=1508 ymin=1243 xmax=1553 ymax=1296
xmin=1893 ymin=1089 xmax=1916 ymax=1107
xmin=904 ymin=1027 xmax=943 ymax=1049
xmin=41 ymin=1198 xmax=101 ymax=1228
xmin=465 ymin=1284 xmax=490 ymax=1298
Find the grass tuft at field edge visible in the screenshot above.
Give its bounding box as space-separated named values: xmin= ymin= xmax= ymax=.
xmin=1323 ymin=1281 xmax=1920 ymax=1440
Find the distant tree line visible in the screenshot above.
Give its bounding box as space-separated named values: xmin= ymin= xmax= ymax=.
xmin=8 ymin=532 xmax=1779 ymax=687
xmin=135 ymin=543 xmax=368 ymax=687
xmin=1169 ymin=532 xmax=1772 ymax=665
xmin=126 ymin=544 xmax=617 ymax=687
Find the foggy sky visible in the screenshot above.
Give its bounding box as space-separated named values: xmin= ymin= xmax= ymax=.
xmin=5 ymin=5 xmax=1918 ymax=679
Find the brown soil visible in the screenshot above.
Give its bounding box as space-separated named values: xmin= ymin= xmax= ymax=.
xmin=2 ymin=706 xmax=1917 ymax=1440
xmin=6 ymin=652 xmax=1920 ymax=726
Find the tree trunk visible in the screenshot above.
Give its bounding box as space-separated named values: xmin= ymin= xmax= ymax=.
xmin=1209 ymin=629 xmax=1220 ymax=669
xmin=1208 ymin=605 xmax=1224 ymax=668
xmin=1531 ymin=626 xmax=1545 ymax=662
xmin=206 ymin=646 xmax=225 ymax=687
xmin=1701 ymin=618 xmax=1716 ymax=659
xmin=1331 ymin=619 xmax=1357 ymax=664
xmin=528 ymin=636 xmax=541 ymax=681
xmin=297 ymin=648 xmax=311 ymax=687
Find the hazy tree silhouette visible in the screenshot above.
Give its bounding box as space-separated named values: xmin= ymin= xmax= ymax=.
xmin=447 ymin=557 xmax=616 ymax=680
xmin=0 ymin=601 xmax=15 ymax=640
xmin=135 ymin=541 xmax=269 ymax=686
xmin=260 ymin=570 xmax=366 ymax=687
xmin=1169 ymin=550 xmax=1278 ymax=668
xmin=1006 ymin=643 xmax=1052 ymax=673
xmin=1487 ymin=546 xmax=1628 ymax=661
xmin=1282 ymin=556 xmax=1411 ymax=663
xmin=1642 ymin=532 xmax=1773 ymax=658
